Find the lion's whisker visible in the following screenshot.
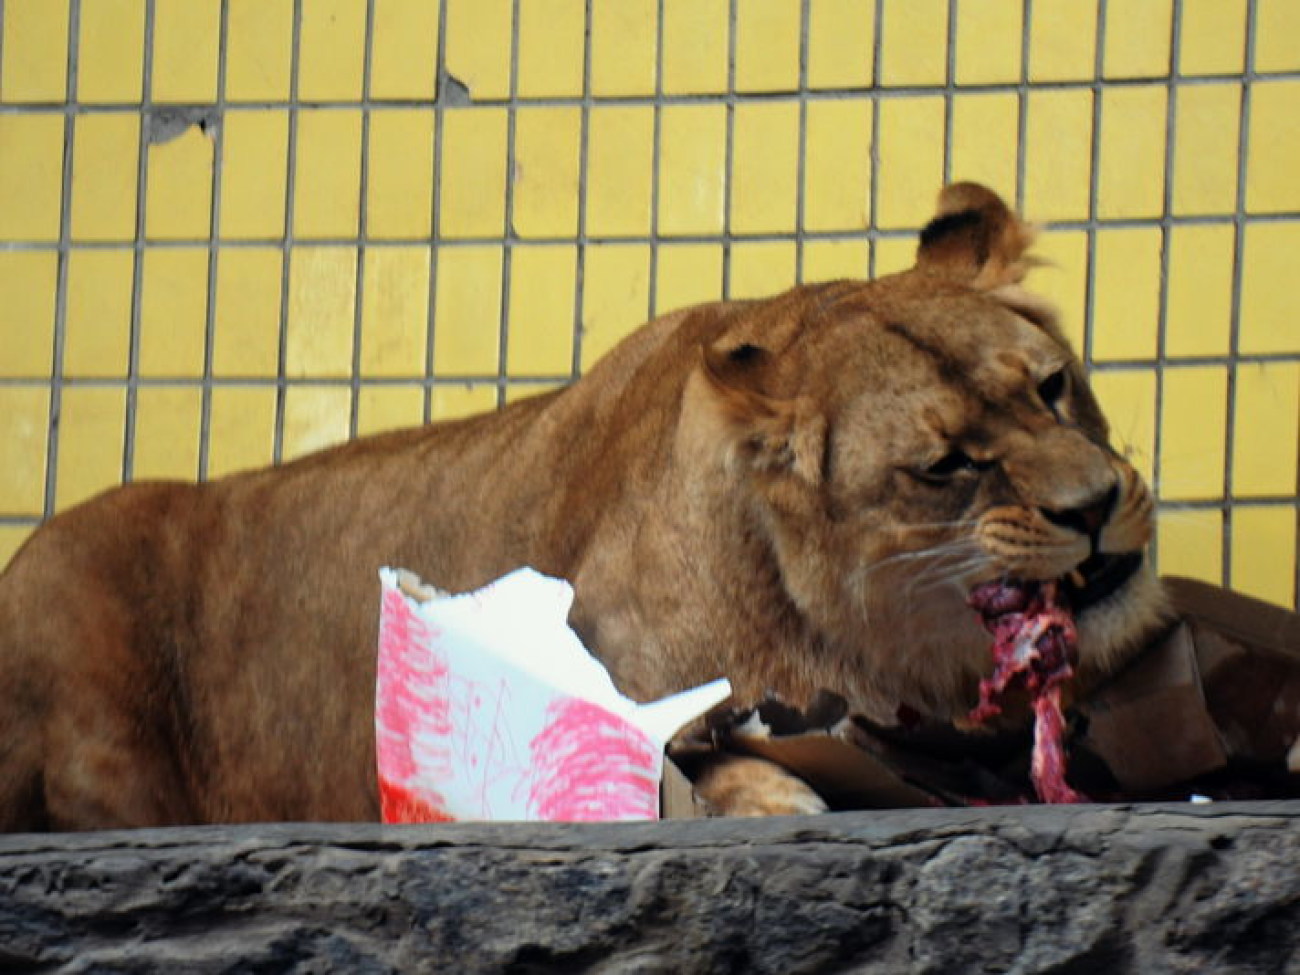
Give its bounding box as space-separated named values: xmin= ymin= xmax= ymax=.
xmin=852 ymin=538 xmax=980 ymax=583
xmin=899 ymin=551 xmax=988 ymax=614
xmin=891 ymin=519 xmax=981 ymax=533
xmin=852 ymin=539 xmax=987 ymax=643
xmin=912 ymin=555 xmax=994 ymax=595
xmin=850 ymin=541 xmax=994 ymax=659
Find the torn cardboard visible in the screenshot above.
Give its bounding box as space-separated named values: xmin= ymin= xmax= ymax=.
xmin=375 ymin=567 xmax=729 ymax=823
xmin=1076 ymin=620 xmax=1229 ymax=792
xmin=378 ymin=570 xmax=1300 ymax=819
xmin=1077 ymin=578 xmax=1300 ymax=793
xmin=1166 ymin=576 xmax=1300 ymax=766
xmin=680 ymin=578 xmax=1300 ymax=811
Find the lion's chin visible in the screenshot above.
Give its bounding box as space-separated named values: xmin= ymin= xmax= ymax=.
xmin=1072 ymin=561 xmax=1170 ymax=678
xmin=848 ymin=557 xmax=1168 ymax=725
xmin=957 ymin=551 xmax=1167 ymax=677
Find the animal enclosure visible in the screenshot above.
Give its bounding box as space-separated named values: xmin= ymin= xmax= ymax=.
xmin=0 ymin=0 xmax=1297 ymax=607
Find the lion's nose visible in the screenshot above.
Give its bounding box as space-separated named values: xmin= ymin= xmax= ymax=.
xmin=1040 ymin=484 xmax=1118 ymax=540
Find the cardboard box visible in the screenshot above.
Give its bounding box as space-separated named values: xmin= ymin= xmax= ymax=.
xmin=670 ymin=578 xmax=1300 ymax=812
xmin=378 ymin=568 xmax=1300 ymax=818
xmin=375 ymin=566 xmax=730 ymax=824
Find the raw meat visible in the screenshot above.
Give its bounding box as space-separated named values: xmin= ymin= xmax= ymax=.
xmin=967 ymin=579 xmax=1084 ymax=804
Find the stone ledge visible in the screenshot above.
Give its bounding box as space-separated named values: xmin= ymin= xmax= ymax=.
xmin=2 ymin=803 xmax=1299 ymax=973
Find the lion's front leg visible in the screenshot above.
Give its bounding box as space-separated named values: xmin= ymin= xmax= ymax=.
xmin=691 ymin=755 xmax=828 ymax=817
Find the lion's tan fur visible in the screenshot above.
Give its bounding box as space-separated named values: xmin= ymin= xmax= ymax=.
xmin=0 ymin=185 xmax=1166 ymax=828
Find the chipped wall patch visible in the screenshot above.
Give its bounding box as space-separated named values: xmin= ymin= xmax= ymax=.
xmin=146 ymin=107 xmax=221 ymax=146
xmin=439 ymin=72 xmax=472 ymax=106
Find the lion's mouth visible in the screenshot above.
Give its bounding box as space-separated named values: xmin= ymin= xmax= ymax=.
xmin=1060 ymin=551 xmax=1144 ymax=613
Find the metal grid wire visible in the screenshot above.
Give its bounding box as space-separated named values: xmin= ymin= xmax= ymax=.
xmin=0 ymin=0 xmax=1297 ymax=605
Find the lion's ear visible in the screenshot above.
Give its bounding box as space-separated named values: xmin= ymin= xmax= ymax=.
xmin=698 ymin=338 xmax=824 ymax=486
xmin=914 ymin=182 xmax=1038 ymax=290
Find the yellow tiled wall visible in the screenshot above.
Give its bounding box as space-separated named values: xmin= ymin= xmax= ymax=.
xmin=1 ymin=0 xmax=1298 ymax=608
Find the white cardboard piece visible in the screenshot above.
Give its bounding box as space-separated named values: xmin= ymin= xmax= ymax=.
xmin=375 ymin=566 xmax=731 ymax=823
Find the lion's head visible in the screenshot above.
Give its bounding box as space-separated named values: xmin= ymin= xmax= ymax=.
xmin=681 ymin=183 xmax=1167 ymax=722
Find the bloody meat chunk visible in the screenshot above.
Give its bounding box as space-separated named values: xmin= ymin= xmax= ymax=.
xmin=967 ymin=579 xmax=1084 ymax=804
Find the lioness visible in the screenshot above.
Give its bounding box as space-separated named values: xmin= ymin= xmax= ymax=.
xmin=0 ymin=184 xmax=1165 ymax=830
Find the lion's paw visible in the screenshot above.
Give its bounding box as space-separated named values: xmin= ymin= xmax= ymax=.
xmin=692 ymin=755 xmax=828 ymax=817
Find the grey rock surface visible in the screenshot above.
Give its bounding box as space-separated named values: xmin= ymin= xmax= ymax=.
xmin=2 ymin=803 xmax=1298 ymax=974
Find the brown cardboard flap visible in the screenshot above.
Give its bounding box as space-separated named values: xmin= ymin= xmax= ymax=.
xmin=1079 ymin=578 xmax=1300 ymax=790
xmin=1195 ymin=623 xmax=1300 ymax=763
xmin=1079 ymin=622 xmax=1228 ymax=791
xmin=666 ymin=579 xmax=1300 ymax=812
xmin=660 ymin=757 xmax=709 ymax=819
xmin=1165 ymin=576 xmax=1300 ymax=656
xmin=1165 ymin=577 xmax=1300 ymax=765
xmin=732 ymin=731 xmax=941 ymax=809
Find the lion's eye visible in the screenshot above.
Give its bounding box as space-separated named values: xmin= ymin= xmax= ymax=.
xmin=924 ymin=450 xmax=977 ymax=479
xmin=1037 ymin=369 xmax=1067 ymax=412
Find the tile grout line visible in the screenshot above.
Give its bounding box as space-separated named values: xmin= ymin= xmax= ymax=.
xmin=7 ymin=213 xmax=1300 ymax=258
xmin=1081 ymin=0 xmax=1106 ymax=382
xmin=40 ymin=0 xmax=81 ymax=523
xmin=349 ymin=0 xmax=378 ymax=440
xmin=1015 ymin=0 xmax=1031 ymax=214
xmin=495 ymin=0 xmax=522 ymax=408
xmin=1147 ymin=0 xmax=1186 ymax=576
xmin=1157 ymin=497 xmax=1300 ymax=512
xmin=121 ymin=0 xmax=158 ymax=486
xmin=198 ymin=0 xmax=231 ymax=483
xmin=1223 ymin=0 xmax=1259 ymax=596
xmin=569 ymin=0 xmax=593 ymax=381
xmin=721 ymin=0 xmax=736 ymax=300
xmin=4 ymin=208 xmax=1299 ymax=256
xmin=271 ymin=0 xmax=304 ymax=466
xmin=646 ymin=0 xmax=665 ymax=318
xmin=14 ymin=66 xmax=1300 ymax=113
xmin=15 ymin=494 xmax=1288 ymax=527
xmin=1 ymin=517 xmax=43 ymax=531
xmin=941 ymin=0 xmax=956 ymax=187
xmin=793 ymin=0 xmax=810 ymax=284
xmin=0 ymin=500 xmax=1260 ymax=533
xmin=4 ymin=350 xmax=1294 ymax=388
xmin=424 ymin=0 xmax=449 ymax=424
xmin=3 ymin=373 xmax=599 ymax=390
xmin=866 ymin=0 xmax=884 ymax=279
